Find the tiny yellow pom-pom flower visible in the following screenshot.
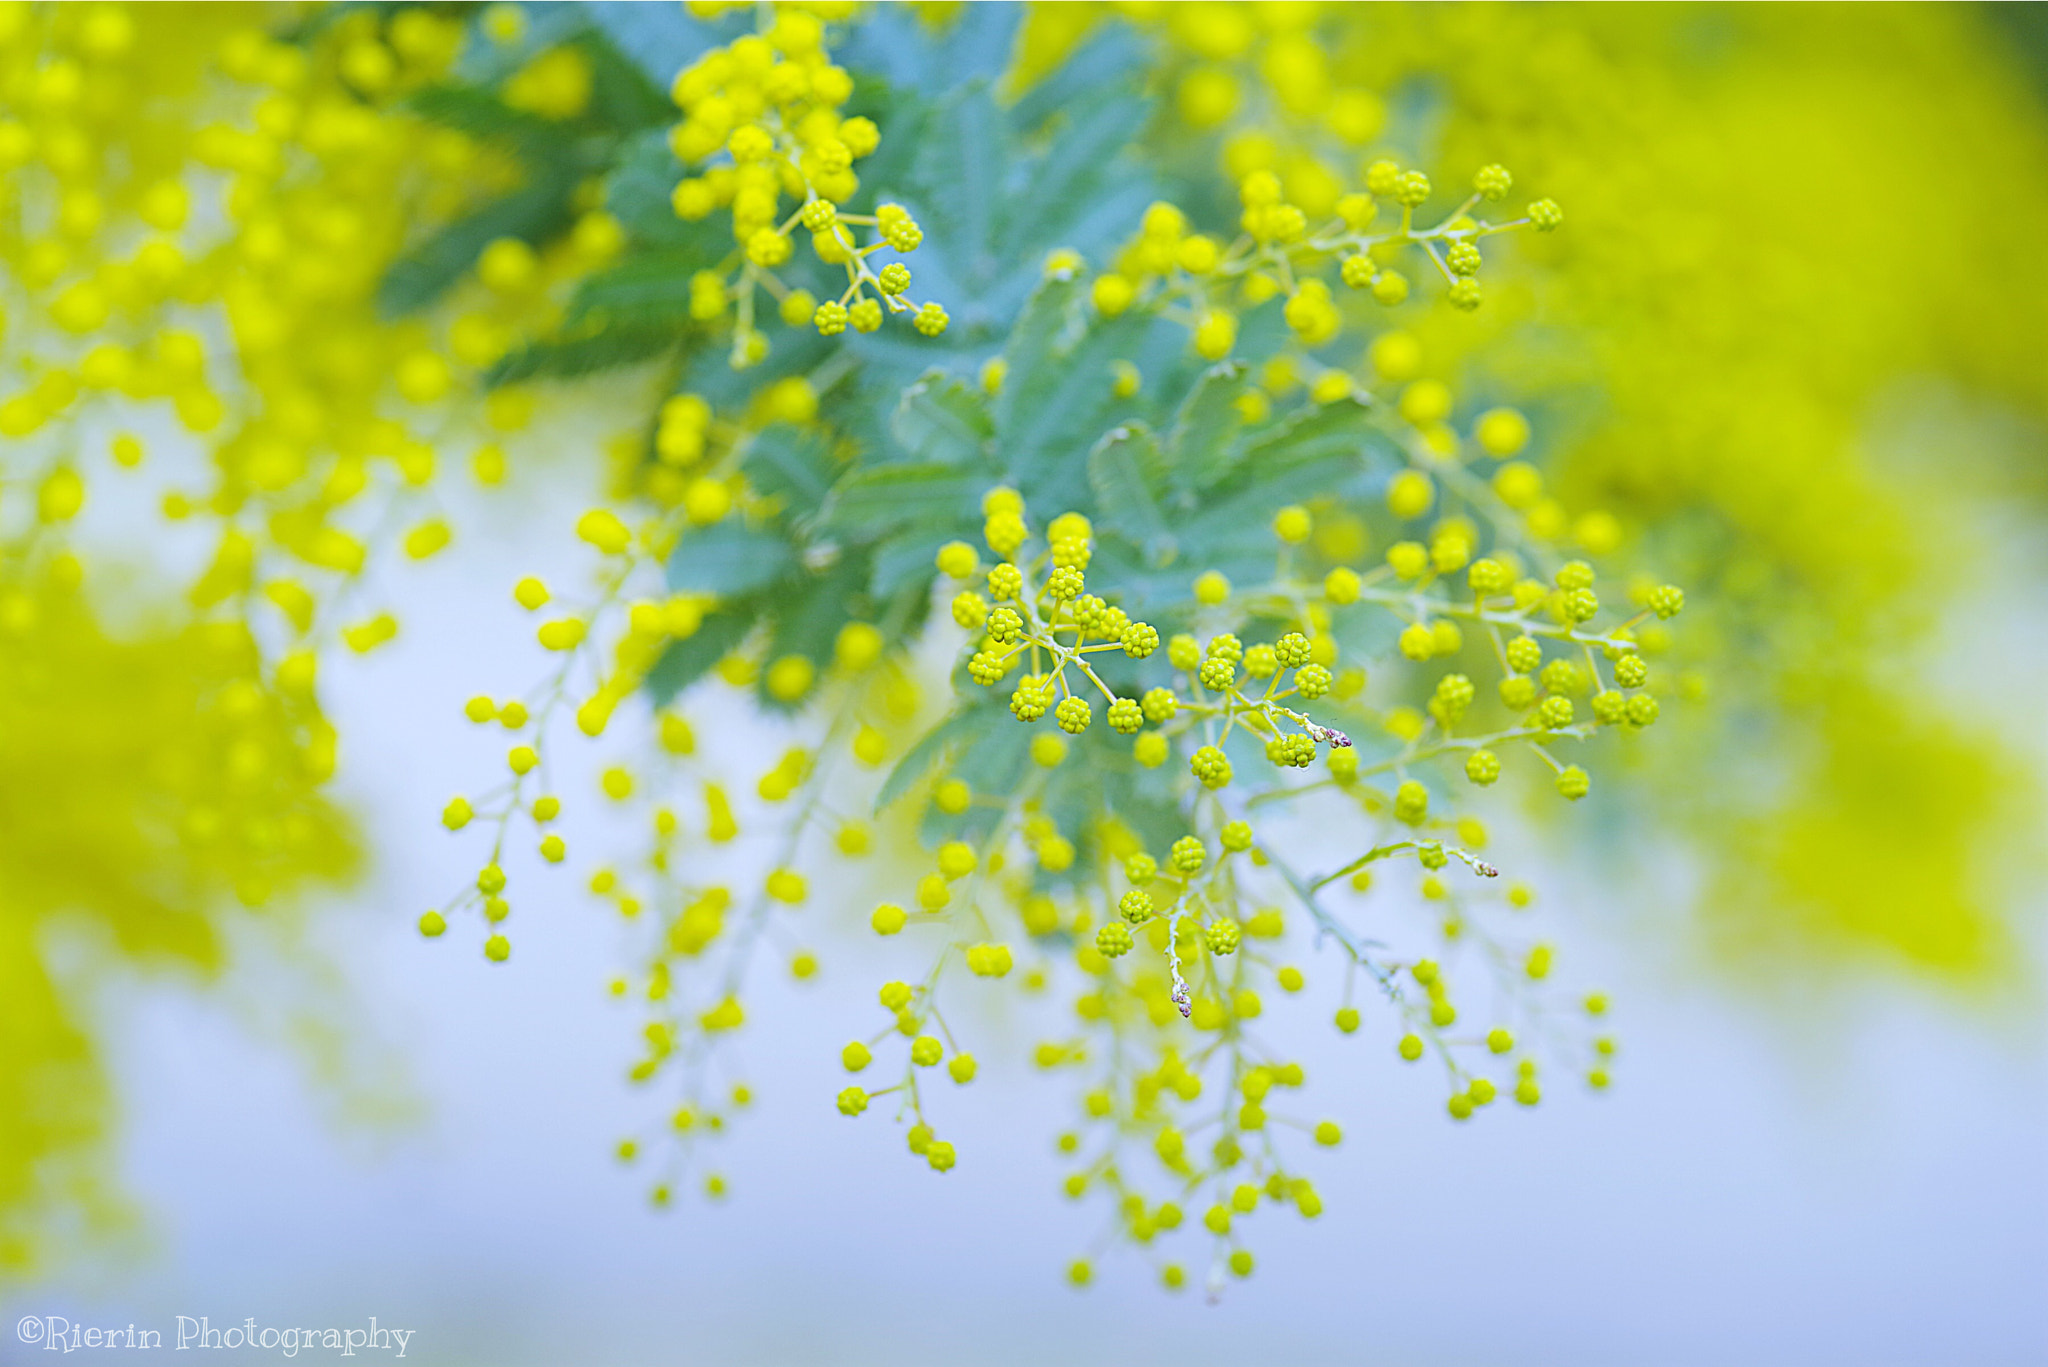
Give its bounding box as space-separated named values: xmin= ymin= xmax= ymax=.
xmin=1387 ymin=470 xmax=1434 ymax=520
xmin=1092 ymin=273 xmax=1135 ymax=316
xmin=1272 ymin=505 xmax=1312 ymax=543
xmin=1031 ymin=734 xmax=1068 ymax=768
xmin=1192 ymin=311 xmax=1237 ymax=360
xmin=1095 ymin=922 xmax=1133 ymax=958
xmin=1475 ymin=407 xmax=1531 ymax=458
xmin=404 ymin=520 xmax=452 ymax=559
xmin=745 ymin=227 xmax=792 ymax=267
xmin=935 ymin=541 xmax=979 ymax=579
xmin=765 ymin=654 xmax=816 ymax=701
xmin=538 ymin=618 xmax=586 ymax=651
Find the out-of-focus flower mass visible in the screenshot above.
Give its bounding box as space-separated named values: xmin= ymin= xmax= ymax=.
xmin=0 ymin=0 xmax=2042 ymax=1293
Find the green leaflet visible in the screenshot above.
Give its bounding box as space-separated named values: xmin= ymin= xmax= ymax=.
xmin=996 ymin=86 xmax=1152 ymax=263
xmin=1179 ymin=399 xmax=1381 ymax=534
xmin=1005 ymin=28 xmax=1146 ymax=137
xmin=606 ymin=129 xmax=695 ymax=249
xmin=1166 ymin=361 xmax=1249 ymax=494
xmin=873 ymin=699 xmax=1006 ymax=815
xmin=741 ymin=425 xmax=838 ymax=524
xmin=569 ymin=27 xmax=674 ymax=135
xmin=890 ymin=370 xmax=994 ymax=468
xmin=993 ymin=275 xmax=1083 ymax=441
xmin=485 ymin=326 xmax=679 ymax=387
xmin=645 ymin=603 xmax=757 ymax=705
xmin=1087 ymin=423 xmax=1173 ymax=562
xmin=564 ymin=251 xmax=714 ymax=332
xmin=910 ymin=81 xmax=1003 ymax=287
xmin=403 ymin=85 xmax=568 ymax=155
xmin=1037 ymin=729 xmax=1182 ymax=863
xmin=822 ymin=463 xmax=992 ymax=536
xmin=1235 ymin=397 xmax=1381 ymax=481
xmin=1171 ymin=453 xmax=1369 ymax=593
xmin=918 ymin=717 xmax=1034 ymax=847
xmin=995 ymin=278 xmax=1149 ymax=509
xmin=677 ymin=326 xmax=838 ymax=413
xmin=377 ymin=172 xmax=579 ymax=317
xmin=665 ymin=522 xmax=797 ymax=598
xmin=758 ymin=555 xmax=871 ymax=712
xmin=869 ymin=518 xmax=977 ymax=600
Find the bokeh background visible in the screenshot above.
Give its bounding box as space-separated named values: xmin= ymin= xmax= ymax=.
xmin=4 ymin=3 xmax=2047 ymax=1364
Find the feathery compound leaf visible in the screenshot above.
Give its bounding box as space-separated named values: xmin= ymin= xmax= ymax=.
xmin=1007 ymin=27 xmax=1148 ymax=136
xmin=869 ymin=519 xmax=974 ymax=600
xmin=836 ymin=2 xmax=1019 ymax=97
xmin=874 ymin=700 xmax=1005 ymax=815
xmin=564 ymin=252 xmax=712 ymax=331
xmin=607 ymin=130 xmax=696 ymax=248
xmin=891 ymin=370 xmax=994 ymax=468
xmin=994 ymin=277 xmax=1107 ymax=496
xmin=405 ymin=84 xmax=569 ymax=152
xmin=1168 ymin=361 xmax=1249 ymax=493
xmin=570 ymin=26 xmax=674 ymax=133
xmin=1234 ymin=397 xmax=1379 ymax=481
xmin=824 ymin=463 xmax=990 ymax=536
xmin=911 ymin=81 xmax=1005 ymax=286
xmin=665 ymin=522 xmax=798 ymax=598
xmin=741 ymin=425 xmax=839 ymax=524
xmin=758 ymin=556 xmax=871 ymax=711
xmin=644 ymin=603 xmax=756 ymax=706
xmin=998 ymin=88 xmax=1150 ymax=260
xmin=995 ymin=273 xmax=1083 ymax=423
xmin=379 ymin=173 xmax=578 ymax=316
xmin=1088 ymin=423 xmax=1173 ymax=560
xmin=1000 ymin=310 xmax=1150 ymax=511
xmin=484 ymin=325 xmax=678 ymax=387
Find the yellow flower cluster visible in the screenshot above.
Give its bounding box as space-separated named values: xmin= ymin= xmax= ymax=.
xmin=1087 ymin=161 xmax=1553 ymax=364
xmin=667 ymin=2 xmax=948 ymax=363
